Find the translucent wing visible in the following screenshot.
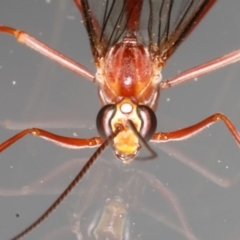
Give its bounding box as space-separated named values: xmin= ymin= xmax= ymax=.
xmin=80 ymin=0 xmax=215 ymax=61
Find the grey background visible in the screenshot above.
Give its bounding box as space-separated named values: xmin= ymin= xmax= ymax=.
xmin=0 ymin=0 xmax=240 ymax=239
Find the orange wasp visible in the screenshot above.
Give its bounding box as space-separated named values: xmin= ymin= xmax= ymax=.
xmin=1 ymin=0 xmax=240 ymax=239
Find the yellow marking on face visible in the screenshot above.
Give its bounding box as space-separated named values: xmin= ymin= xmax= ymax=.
xmin=110 ymin=98 xmax=142 ymax=160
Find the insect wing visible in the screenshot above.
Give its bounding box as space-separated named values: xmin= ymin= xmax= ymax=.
xmin=80 ymin=0 xmax=215 ymax=60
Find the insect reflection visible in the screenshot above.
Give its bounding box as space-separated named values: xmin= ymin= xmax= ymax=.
xmin=1 ymin=0 xmax=240 ymax=239
xmin=1 ymin=157 xmax=196 ymax=240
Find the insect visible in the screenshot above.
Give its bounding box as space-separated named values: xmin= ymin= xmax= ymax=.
xmin=1 ymin=0 xmax=240 ymax=239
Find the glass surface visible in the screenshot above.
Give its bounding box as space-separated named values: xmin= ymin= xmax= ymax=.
xmin=0 ymin=0 xmax=240 ymax=239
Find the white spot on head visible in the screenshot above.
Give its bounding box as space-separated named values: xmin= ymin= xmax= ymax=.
xmin=121 ymin=103 xmax=132 ymax=114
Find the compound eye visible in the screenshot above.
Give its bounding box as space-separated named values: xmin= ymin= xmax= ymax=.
xmin=137 ymin=105 xmax=157 ymax=141
xmin=96 ymin=105 xmax=116 ymax=139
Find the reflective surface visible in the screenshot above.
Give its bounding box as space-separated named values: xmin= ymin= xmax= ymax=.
xmin=0 ymin=0 xmax=240 ymax=239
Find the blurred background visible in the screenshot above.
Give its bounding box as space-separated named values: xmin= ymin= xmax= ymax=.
xmin=0 ymin=0 xmax=240 ymax=239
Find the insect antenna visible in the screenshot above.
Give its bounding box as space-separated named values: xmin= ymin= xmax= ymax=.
xmin=10 ymin=125 xmax=123 ymax=240
xmin=127 ymin=120 xmax=157 ymax=160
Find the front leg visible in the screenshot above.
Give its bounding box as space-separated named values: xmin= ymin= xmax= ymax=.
xmin=0 ymin=128 xmax=103 ymax=153
xmin=151 ymin=113 xmax=240 ymax=187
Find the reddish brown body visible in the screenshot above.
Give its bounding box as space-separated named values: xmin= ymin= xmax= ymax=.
xmin=96 ymin=36 xmax=163 ymax=109
xmin=2 ymin=1 xmax=240 ymax=239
